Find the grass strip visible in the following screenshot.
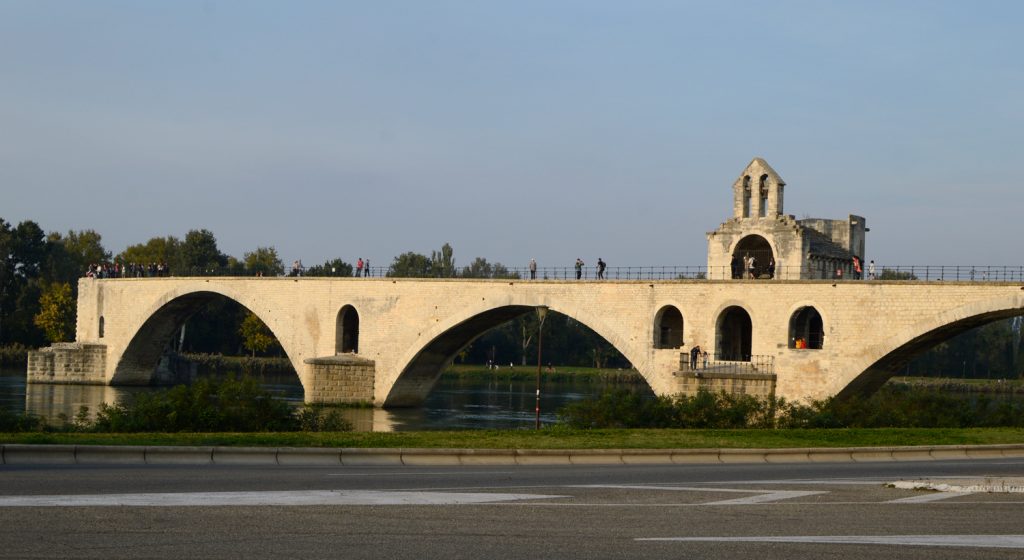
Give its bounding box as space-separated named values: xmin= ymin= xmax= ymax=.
xmin=3 ymin=427 xmax=1023 ymax=449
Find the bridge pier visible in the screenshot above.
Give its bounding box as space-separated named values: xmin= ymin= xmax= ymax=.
xmin=304 ymin=355 xmax=375 ymax=405
xmin=671 ymin=353 xmax=777 ymax=398
xmin=27 ymin=343 xmax=107 ymax=385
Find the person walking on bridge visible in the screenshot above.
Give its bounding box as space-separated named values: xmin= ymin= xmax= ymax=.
xmin=575 ymin=258 xmax=584 ymax=280
xmin=529 ymin=258 xmax=537 ymax=280
xmin=597 ymin=258 xmax=606 ymax=279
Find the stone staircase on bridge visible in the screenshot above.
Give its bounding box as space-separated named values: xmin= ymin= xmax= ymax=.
xmin=673 ymin=354 xmax=776 ymax=398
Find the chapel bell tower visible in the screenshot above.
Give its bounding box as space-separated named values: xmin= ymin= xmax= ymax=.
xmin=709 ymin=157 xmax=866 ymax=280
xmin=732 ymin=158 xmax=785 ymax=220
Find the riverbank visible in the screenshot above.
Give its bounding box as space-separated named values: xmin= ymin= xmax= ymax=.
xmin=890 ymin=376 xmax=1024 ymax=394
xmin=445 ymin=364 xmax=645 ymax=384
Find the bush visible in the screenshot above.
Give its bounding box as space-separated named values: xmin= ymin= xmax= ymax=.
xmin=295 ymin=405 xmax=354 ymax=432
xmin=89 ymin=376 xmax=350 ymax=433
xmin=558 ymin=386 xmax=1024 ymax=429
xmin=0 ymin=407 xmax=45 ymax=432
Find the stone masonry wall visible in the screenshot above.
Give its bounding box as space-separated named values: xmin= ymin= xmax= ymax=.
xmin=305 ymin=355 xmax=375 ymax=404
xmin=673 ymin=370 xmax=777 ymax=399
xmin=73 ymin=277 xmax=1024 ymax=406
xmin=27 ymin=343 xmax=107 ymax=385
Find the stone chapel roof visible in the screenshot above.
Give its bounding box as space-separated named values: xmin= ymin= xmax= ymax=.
xmin=733 ymin=157 xmax=786 ymax=187
xmin=804 ymin=228 xmax=856 ymax=260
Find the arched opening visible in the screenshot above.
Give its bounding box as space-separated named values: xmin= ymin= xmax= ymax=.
xmin=717 ymin=306 xmax=752 ymax=361
xmin=98 ymin=316 xmax=105 ymax=339
xmin=789 ymin=306 xmax=824 ymax=349
xmin=732 ymin=234 xmax=775 ymax=279
xmin=839 ymin=308 xmax=1024 ymax=399
xmin=758 ymin=174 xmax=769 ymax=217
xmin=384 ymin=305 xmax=647 ymax=409
xmin=742 ymin=176 xmax=751 ymax=218
xmin=112 ymin=291 xmax=296 ymax=388
xmin=336 ymin=305 xmax=359 ymax=354
xmin=654 ymin=306 xmax=683 ymax=349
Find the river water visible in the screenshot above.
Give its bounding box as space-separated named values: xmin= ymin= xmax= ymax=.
xmin=0 ymin=366 xmax=644 ymax=432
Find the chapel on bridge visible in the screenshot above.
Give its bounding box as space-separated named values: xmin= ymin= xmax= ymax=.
xmin=706 ymin=157 xmax=867 ymax=280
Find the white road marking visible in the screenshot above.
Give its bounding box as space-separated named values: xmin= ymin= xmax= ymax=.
xmin=326 ymin=471 xmax=518 ymax=477
xmin=571 ymin=485 xmax=825 ymax=504
xmin=701 ymin=491 xmax=826 ymax=505
xmin=572 ymin=485 xmax=755 ymax=493
xmin=886 ymin=492 xmax=975 ymax=504
xmin=0 ymin=490 xmax=565 ymax=507
xmin=708 ymin=478 xmax=884 ymax=486
xmin=636 ymin=535 xmax=1024 ymax=549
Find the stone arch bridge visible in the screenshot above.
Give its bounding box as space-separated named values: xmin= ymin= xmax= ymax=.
xmin=28 ymin=277 xmax=1024 ymax=406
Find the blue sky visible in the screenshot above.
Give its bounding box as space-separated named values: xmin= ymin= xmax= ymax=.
xmin=2 ymin=1 xmax=1022 ymax=268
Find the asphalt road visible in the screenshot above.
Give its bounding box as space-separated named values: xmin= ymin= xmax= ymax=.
xmin=2 ymin=458 xmax=1024 ymax=559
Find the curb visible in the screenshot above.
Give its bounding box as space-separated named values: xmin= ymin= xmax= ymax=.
xmin=2 ymin=443 xmax=1024 ymax=466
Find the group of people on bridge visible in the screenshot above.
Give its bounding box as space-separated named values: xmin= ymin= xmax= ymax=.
xmin=529 ymin=258 xmax=608 ymax=280
xmin=86 ymin=262 xmax=170 ymax=278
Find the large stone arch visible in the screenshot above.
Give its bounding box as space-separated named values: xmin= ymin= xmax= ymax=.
xmin=110 ymin=287 xmax=304 ymax=388
xmin=836 ymin=293 xmax=1024 ymax=399
xmin=382 ymin=298 xmax=651 ymax=407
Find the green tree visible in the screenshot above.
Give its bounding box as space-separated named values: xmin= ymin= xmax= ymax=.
xmin=0 ymin=219 xmax=48 ymax=345
xmin=239 ymin=312 xmax=277 ymax=356
xmin=33 ymin=282 xmax=75 ymax=342
xmin=63 ymin=230 xmax=110 ymax=268
xmin=431 ymin=242 xmax=457 ymax=278
xmin=461 ymin=257 xmax=493 ymax=278
xmin=0 ymin=218 xmax=13 ymax=343
xmin=879 ymin=268 xmax=917 ymax=280
xmin=461 ymin=257 xmax=518 ymax=279
xmin=387 ymin=252 xmax=432 ymax=278
xmin=305 ymin=258 xmax=353 ymax=277
xmin=41 ymin=229 xmax=111 ymax=289
xmin=179 ymin=229 xmax=226 ymax=274
xmin=224 ymin=256 xmax=246 ymax=276
xmin=117 ymin=236 xmax=181 ymax=269
xmin=244 ymin=247 xmax=284 ymax=276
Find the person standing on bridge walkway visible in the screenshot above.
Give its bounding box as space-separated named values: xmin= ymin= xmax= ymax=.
xmin=529 ymin=258 xmax=537 ymax=280
xmin=597 ymin=258 xmax=606 ymax=279
xmin=868 ymin=260 xmax=876 ymax=280
xmin=575 ymin=258 xmax=584 ymax=280
xmin=356 ymin=258 xmax=363 ymax=277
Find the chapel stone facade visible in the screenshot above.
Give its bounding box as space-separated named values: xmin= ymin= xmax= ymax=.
xmin=706 ymin=158 xmax=867 ymax=280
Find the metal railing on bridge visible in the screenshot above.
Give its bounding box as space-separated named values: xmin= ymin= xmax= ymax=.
xmin=85 ymin=264 xmax=1024 ymax=283
xmin=679 ymin=354 xmax=775 ymax=376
